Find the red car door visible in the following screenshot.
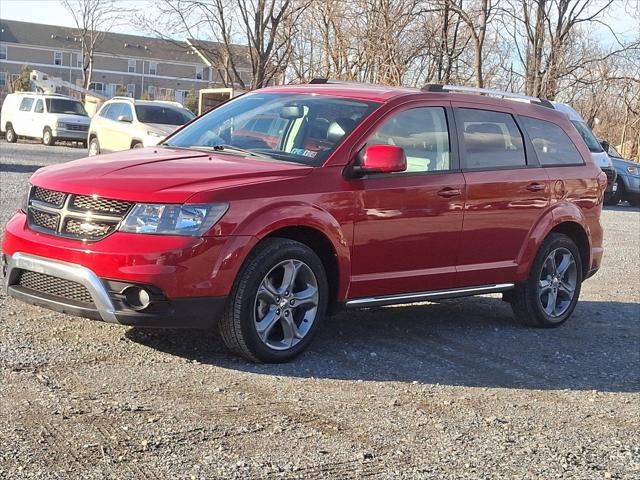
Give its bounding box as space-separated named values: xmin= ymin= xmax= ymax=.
xmin=452 ymin=104 xmax=550 ymax=286
xmin=348 ymin=103 xmax=465 ymax=299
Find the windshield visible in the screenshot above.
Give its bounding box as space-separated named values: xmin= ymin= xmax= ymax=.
xmin=135 ymin=105 xmax=195 ymax=125
xmin=45 ymin=98 xmax=87 ymax=116
xmin=571 ymin=120 xmax=603 ymax=153
xmin=607 ymin=145 xmax=623 ymax=159
xmin=164 ymin=93 xmax=380 ymax=166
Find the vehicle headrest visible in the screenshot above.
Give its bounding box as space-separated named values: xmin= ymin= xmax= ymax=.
xmin=327 ymin=118 xmax=356 ymax=143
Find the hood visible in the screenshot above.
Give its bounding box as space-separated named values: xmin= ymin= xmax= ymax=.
xmin=145 ymin=123 xmax=180 ymax=136
xmin=57 ymin=115 xmax=90 ymax=125
xmin=30 ymin=147 xmax=314 ymax=203
xmin=591 ymin=151 xmax=612 ymax=169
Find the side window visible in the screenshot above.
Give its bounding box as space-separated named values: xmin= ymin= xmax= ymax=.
xmin=521 ymin=116 xmax=584 ymax=166
xmin=365 ymin=107 xmax=451 ymax=173
xmin=19 ymin=97 xmax=34 ymax=111
xmin=119 ymin=103 xmax=133 ymax=120
xmin=459 ymin=108 xmax=525 ymax=169
xmin=107 ymin=103 xmax=124 ymax=120
xmin=99 ymin=104 xmax=112 ymax=119
xmin=34 ymin=99 xmax=44 ymax=114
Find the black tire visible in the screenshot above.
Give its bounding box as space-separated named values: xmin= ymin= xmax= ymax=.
xmin=81 ymin=140 xmax=88 ymax=149
xmin=5 ymin=124 xmax=17 ymax=143
xmin=219 ymin=237 xmax=328 ymax=363
xmin=42 ymin=127 xmax=55 ymax=146
xmin=88 ymin=137 xmax=100 ymax=156
xmin=509 ymin=233 xmax=582 ymax=328
xmin=132 ymin=142 xmax=143 ymax=149
xmin=628 ymin=196 xmax=640 ymax=208
xmin=603 ymin=179 xmax=622 ymax=206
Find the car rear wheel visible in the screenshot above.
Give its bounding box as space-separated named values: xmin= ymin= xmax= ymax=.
xmin=219 ymin=238 xmax=328 ymax=363
xmin=509 ymin=233 xmax=582 ymax=328
xmin=5 ymin=124 xmax=17 ymax=143
xmin=132 ymin=142 xmax=143 ymax=149
xmin=42 ymin=127 xmax=55 ymax=146
xmin=88 ymin=137 xmax=100 ymax=156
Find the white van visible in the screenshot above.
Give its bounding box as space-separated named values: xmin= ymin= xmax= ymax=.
xmin=552 ymin=101 xmax=617 ymax=201
xmin=1 ymin=93 xmax=91 ymax=146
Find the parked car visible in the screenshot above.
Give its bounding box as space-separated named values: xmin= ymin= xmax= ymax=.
xmin=1 ymin=92 xmax=90 ymax=146
xmin=551 ymin=102 xmax=617 ymax=203
xmin=601 ymin=141 xmax=640 ymax=207
xmin=88 ymin=97 xmax=195 ymax=155
xmin=3 ymin=81 xmax=607 ymax=363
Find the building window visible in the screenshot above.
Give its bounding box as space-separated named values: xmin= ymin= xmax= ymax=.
xmin=0 ymin=45 xmax=7 ymax=60
xmin=75 ymin=52 xmax=83 ymax=68
xmin=148 ymin=62 xmax=157 ymax=75
xmin=147 ymin=85 xmax=156 ymax=99
xmin=89 ymin=82 xmax=104 ymax=93
xmin=128 ymin=59 xmax=136 ymax=73
xmin=196 ymin=65 xmax=204 ymax=80
xmin=0 ymin=72 xmax=6 ymax=87
xmin=126 ymin=83 xmax=135 ymax=98
xmin=54 ymin=51 xmax=63 ymax=66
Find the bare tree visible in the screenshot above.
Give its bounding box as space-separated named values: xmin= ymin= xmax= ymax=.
xmin=61 ymin=0 xmax=126 ymax=89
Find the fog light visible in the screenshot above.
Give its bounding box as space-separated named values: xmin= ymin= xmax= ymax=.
xmin=123 ymin=286 xmax=151 ymax=310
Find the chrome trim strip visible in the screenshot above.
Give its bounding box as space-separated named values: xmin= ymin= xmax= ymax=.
xmin=345 ymin=283 xmax=515 ymax=308
xmin=4 ymin=252 xmax=118 ymax=323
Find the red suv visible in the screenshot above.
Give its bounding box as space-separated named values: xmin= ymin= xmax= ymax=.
xmin=2 ymin=81 xmax=606 ymax=362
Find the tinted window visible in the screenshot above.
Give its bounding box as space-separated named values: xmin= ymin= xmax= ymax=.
xmin=34 ymin=99 xmax=44 ymax=114
xmin=459 ymin=108 xmax=525 ymax=169
xmin=19 ymin=97 xmax=34 ymax=111
xmin=134 ymin=105 xmax=194 ymax=125
xmin=366 ymin=107 xmax=451 ymax=172
xmin=521 ymin=116 xmax=584 ymax=166
xmin=45 ymin=98 xmax=87 ymax=116
xmin=571 ymin=120 xmax=603 ymax=153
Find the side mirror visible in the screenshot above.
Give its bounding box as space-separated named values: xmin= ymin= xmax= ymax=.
xmin=117 ymin=115 xmax=132 ymax=123
xmin=357 ymin=144 xmax=407 ymax=175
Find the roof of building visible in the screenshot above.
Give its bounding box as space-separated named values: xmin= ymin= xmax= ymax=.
xmin=0 ymin=19 xmax=249 ymax=66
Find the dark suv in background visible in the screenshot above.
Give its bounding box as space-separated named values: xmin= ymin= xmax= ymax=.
xmin=3 ymin=81 xmax=607 ymax=362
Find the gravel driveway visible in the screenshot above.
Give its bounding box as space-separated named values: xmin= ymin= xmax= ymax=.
xmin=1 ymin=140 xmax=639 ymax=479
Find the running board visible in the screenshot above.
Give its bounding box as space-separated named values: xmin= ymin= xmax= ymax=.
xmin=345 ymin=283 xmax=515 ymax=308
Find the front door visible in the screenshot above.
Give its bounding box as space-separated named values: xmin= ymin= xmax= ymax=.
xmin=452 ymin=104 xmax=550 ymax=286
xmin=349 ymin=104 xmax=465 ymax=299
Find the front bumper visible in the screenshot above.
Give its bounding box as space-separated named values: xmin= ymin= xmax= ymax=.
xmin=602 ymin=167 xmax=617 ymax=193
xmin=3 ymin=252 xmax=226 ymax=328
xmin=51 ymin=128 xmax=89 ymax=141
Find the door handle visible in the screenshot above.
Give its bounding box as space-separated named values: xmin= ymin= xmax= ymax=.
xmin=437 ymin=187 xmax=462 ymax=198
xmin=526 ymin=182 xmax=546 ymax=192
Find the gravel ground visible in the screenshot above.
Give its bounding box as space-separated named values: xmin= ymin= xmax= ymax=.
xmin=1 ymin=140 xmax=639 ymax=479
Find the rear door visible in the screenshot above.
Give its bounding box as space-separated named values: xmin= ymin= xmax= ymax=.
xmin=31 ymin=99 xmax=46 ymax=139
xmin=349 ymin=102 xmax=465 ymax=298
xmin=453 ymin=104 xmax=550 ymax=286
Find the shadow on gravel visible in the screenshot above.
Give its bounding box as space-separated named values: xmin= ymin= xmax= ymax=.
xmin=0 ymin=163 xmax=46 ymax=173
xmin=603 ymin=204 xmax=640 ymax=212
xmin=125 ymin=296 xmax=640 ymax=393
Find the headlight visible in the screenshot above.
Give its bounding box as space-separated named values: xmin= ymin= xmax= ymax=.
xmin=146 ymin=130 xmax=163 ymax=138
xmin=119 ymin=203 xmax=228 ymax=236
xmin=627 ymin=165 xmax=639 ymax=176
xmin=53 ymin=120 xmax=61 ymax=129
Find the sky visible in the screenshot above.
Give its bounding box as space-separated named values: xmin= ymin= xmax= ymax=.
xmin=0 ymin=0 xmax=638 ymax=46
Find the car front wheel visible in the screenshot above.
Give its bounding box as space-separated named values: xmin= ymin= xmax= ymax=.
xmin=42 ymin=127 xmax=55 ymax=146
xmin=219 ymin=238 xmax=328 ymax=363
xmin=509 ymin=233 xmax=582 ymax=327
xmin=88 ymin=137 xmax=100 ymax=156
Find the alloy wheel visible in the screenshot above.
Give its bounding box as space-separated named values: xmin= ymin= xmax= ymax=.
xmin=538 ymin=247 xmax=578 ymax=318
xmin=254 ymin=259 xmax=319 ymax=350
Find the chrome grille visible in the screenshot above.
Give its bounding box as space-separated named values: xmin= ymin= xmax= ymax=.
xmin=65 ymin=124 xmax=89 ymax=132
xmin=32 ymin=186 xmax=65 ymax=207
xmin=26 ymin=187 xmax=131 ymax=241
xmin=29 ymin=209 xmax=60 ymax=231
xmin=17 ymin=270 xmax=94 ymax=305
xmin=71 ymin=195 xmax=133 ymax=215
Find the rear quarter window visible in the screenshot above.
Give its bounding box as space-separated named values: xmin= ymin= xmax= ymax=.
xmin=19 ymin=97 xmax=34 ymax=111
xmin=520 ymin=116 xmax=584 ymax=166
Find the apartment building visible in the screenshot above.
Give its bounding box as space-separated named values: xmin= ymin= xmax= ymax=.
xmin=0 ymin=19 xmax=255 ymax=104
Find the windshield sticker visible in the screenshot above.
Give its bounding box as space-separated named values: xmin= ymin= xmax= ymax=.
xmin=291 ymin=148 xmax=318 ymax=158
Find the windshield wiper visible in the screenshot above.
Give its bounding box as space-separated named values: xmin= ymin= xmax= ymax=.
xmin=187 ymin=144 xmax=272 ymax=159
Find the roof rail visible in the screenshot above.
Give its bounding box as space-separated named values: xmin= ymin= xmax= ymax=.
xmin=308 ymin=78 xmax=379 ymax=87
xmin=110 ymin=96 xmax=136 ymax=102
xmin=422 ymin=84 xmax=554 ymax=109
